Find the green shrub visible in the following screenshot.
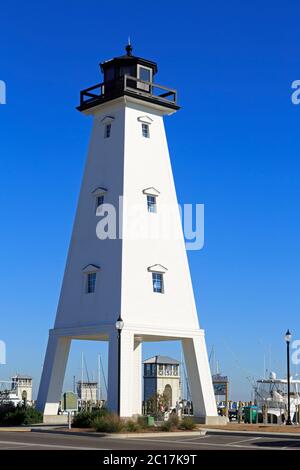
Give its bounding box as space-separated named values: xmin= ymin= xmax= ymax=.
xmin=0 ymin=403 xmax=15 ymax=423
xmin=179 ymin=417 xmax=196 ymax=430
xmin=22 ymin=408 xmax=43 ymax=425
xmin=160 ymin=420 xmax=173 ymax=432
xmin=159 ymin=414 xmax=180 ymax=432
xmin=124 ymin=419 xmax=141 ymax=433
xmin=168 ymin=415 xmax=179 ymax=428
xmin=0 ymin=405 xmax=42 ymax=426
xmin=2 ymin=409 xmax=25 ymax=426
xmin=72 ymin=409 xmax=108 ymax=428
xmin=137 ymin=416 xmax=148 ymax=429
xmin=92 ymin=413 xmax=123 ymax=433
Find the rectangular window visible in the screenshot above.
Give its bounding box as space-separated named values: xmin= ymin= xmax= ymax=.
xmin=142 ymin=123 xmax=150 ymax=138
xmin=96 ymin=195 xmax=104 ymax=209
xmin=152 ymin=272 xmax=164 ymax=293
xmin=87 ymin=272 xmax=97 ymax=294
xmin=104 ymin=123 xmax=111 ymax=138
xmin=147 ymin=195 xmax=156 ymax=213
xmin=137 ymin=65 xmax=152 ymax=91
xmin=139 ymin=67 xmax=151 ymax=82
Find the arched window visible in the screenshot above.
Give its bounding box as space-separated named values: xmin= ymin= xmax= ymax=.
xmin=164 ymin=384 xmax=172 ymax=407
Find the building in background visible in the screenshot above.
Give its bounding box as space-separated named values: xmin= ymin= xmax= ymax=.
xmin=143 ymin=355 xmax=180 ymax=408
xmin=11 ymin=374 xmax=33 ymax=404
xmin=77 ymin=380 xmax=98 ymax=405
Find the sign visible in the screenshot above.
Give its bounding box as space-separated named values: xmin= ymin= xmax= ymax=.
xmin=61 ymin=391 xmax=78 ymax=412
xmin=212 ymin=374 xmax=228 ymax=397
xmin=213 ymin=382 xmax=227 ymax=395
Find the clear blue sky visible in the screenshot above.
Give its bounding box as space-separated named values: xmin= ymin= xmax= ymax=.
xmin=1 ymin=0 xmax=300 ymax=401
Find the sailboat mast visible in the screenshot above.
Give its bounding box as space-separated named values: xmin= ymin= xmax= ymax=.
xmin=97 ymin=353 xmax=101 ymax=402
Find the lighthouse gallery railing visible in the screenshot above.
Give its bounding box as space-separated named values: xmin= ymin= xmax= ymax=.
xmin=79 ymin=75 xmax=177 ymax=108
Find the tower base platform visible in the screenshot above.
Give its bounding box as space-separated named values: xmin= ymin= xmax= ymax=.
xmin=193 ymin=416 xmax=228 ymax=425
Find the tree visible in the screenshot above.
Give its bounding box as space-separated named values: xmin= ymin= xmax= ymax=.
xmin=146 ymin=392 xmax=170 ymax=417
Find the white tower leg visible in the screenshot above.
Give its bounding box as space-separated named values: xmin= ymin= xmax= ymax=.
xmin=132 ymin=338 xmax=142 ymax=415
xmin=107 ymin=329 xmax=141 ymax=417
xmin=36 ymin=333 xmax=71 ymax=417
xmin=107 ymin=330 xmax=119 ymax=413
xmin=182 ymin=334 xmax=220 ymax=424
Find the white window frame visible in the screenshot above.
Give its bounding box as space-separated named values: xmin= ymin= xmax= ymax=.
xmin=91 ymin=187 xmax=107 ymax=215
xmin=152 ymin=272 xmax=164 ymax=293
xmin=147 ymin=195 xmax=157 ymax=213
xmin=142 ymin=123 xmax=150 ymax=138
xmin=137 ymin=64 xmax=152 ymax=91
xmin=143 ymin=187 xmax=160 ymax=213
xmin=101 ymin=116 xmax=115 ymax=139
xmin=87 ymin=272 xmax=97 ymax=294
xmin=96 ymin=195 xmax=104 ymax=212
xmin=82 ymin=264 xmax=100 ymax=294
xmin=147 ymin=265 xmax=167 ymax=293
xmin=104 ymin=123 xmax=111 ymax=139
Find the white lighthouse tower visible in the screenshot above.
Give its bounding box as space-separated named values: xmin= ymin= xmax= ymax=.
xmin=37 ymin=44 xmax=221 ymax=424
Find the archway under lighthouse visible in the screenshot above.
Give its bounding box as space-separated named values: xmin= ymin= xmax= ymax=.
xmin=37 ymin=325 xmax=220 ymax=423
xmin=62 ymin=339 xmax=109 ymax=406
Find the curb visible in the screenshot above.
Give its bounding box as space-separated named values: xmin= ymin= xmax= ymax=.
xmin=31 ymin=428 xmax=205 ymax=439
xmin=201 ymin=427 xmax=300 ymax=440
xmin=0 ymin=427 xmax=32 ymax=432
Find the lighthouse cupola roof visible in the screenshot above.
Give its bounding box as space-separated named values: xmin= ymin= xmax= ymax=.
xmin=100 ymin=42 xmax=158 ymax=80
xmin=78 ymin=43 xmax=179 ymax=113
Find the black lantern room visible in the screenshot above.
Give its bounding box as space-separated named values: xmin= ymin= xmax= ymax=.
xmin=101 ymin=43 xmax=157 ymax=94
xmin=78 ymin=44 xmax=178 ymax=112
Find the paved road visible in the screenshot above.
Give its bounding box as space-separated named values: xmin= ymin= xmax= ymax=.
xmin=0 ymin=431 xmax=300 ymax=450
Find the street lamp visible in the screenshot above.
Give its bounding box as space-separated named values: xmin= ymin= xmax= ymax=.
xmin=115 ymin=315 xmax=124 ymax=416
xmin=285 ymin=329 xmax=292 ymax=425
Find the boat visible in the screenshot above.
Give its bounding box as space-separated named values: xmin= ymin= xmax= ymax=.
xmin=254 ymin=372 xmax=300 ymax=423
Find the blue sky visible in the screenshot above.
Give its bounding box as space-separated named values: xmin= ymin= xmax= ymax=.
xmin=1 ymin=0 xmax=300 ymax=401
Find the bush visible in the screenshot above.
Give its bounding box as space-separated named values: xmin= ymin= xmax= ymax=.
xmin=1 ymin=409 xmax=25 ymax=426
xmin=22 ymin=408 xmax=43 ymax=425
xmin=168 ymin=415 xmax=179 ymax=428
xmin=179 ymin=417 xmax=196 ymax=430
xmin=0 ymin=404 xmax=42 ymax=426
xmin=160 ymin=420 xmax=173 ymax=432
xmin=0 ymin=403 xmax=16 ymax=424
xmin=123 ymin=419 xmax=141 ymax=433
xmin=92 ymin=413 xmax=123 ymax=433
xmin=160 ymin=414 xmax=180 ymax=432
xmin=72 ymin=409 xmax=108 ymax=428
xmin=137 ymin=416 xmax=148 ymax=429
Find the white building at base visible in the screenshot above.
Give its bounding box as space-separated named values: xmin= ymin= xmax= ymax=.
xmin=11 ymin=375 xmax=33 ymax=404
xmin=144 ymin=356 xmax=180 ymax=408
xmin=77 ymin=381 xmax=98 ymax=404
